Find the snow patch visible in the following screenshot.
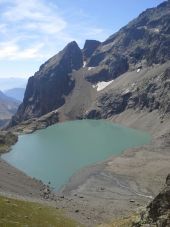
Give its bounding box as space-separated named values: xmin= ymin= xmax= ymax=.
xmin=154 ymin=28 xmax=160 ymax=33
xmin=93 ymin=80 xmax=114 ymax=91
xmin=88 ymin=67 xmax=95 ymax=71
xmin=83 ymin=61 xmax=87 ymax=68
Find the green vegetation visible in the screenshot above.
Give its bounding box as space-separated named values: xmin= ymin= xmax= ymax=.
xmin=98 ymin=214 xmax=140 ymax=227
xmin=0 ymin=196 xmax=82 ymax=227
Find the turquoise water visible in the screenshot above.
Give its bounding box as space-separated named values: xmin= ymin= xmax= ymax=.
xmin=2 ymin=120 xmax=150 ymax=190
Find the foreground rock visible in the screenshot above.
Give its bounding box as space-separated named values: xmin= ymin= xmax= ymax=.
xmin=133 ymin=174 xmax=170 ymax=227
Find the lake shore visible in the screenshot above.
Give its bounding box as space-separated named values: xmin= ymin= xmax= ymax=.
xmin=0 ymin=110 xmax=170 ymax=226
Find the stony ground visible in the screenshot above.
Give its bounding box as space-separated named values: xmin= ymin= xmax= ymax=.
xmin=0 ymin=109 xmax=169 ymax=226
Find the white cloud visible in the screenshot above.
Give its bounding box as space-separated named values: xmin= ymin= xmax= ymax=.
xmin=0 ymin=0 xmax=110 ymax=63
xmin=0 ymin=41 xmax=44 ymax=60
xmin=2 ymin=0 xmax=67 ymax=34
xmin=0 ymin=0 xmax=69 ymax=60
xmin=0 ymin=23 xmax=7 ymax=33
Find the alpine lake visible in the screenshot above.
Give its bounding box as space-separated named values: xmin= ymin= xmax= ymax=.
xmin=2 ymin=120 xmax=150 ymax=191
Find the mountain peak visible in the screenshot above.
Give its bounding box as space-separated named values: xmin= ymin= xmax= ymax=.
xmin=157 ymin=0 xmax=169 ymax=8
xmin=38 ymin=40 xmax=82 ymax=76
xmin=9 ymin=40 xmax=83 ymax=122
xmin=83 ymin=40 xmax=101 ymax=60
xmin=65 ymin=41 xmax=79 ymax=49
xmin=9 ymin=0 xmax=170 ymax=126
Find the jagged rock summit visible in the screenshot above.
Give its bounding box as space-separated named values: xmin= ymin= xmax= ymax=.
xmin=83 ymin=40 xmax=101 ymax=60
xmin=10 ymin=41 xmax=83 ymax=124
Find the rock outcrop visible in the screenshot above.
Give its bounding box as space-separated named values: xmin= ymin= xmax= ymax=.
xmin=133 ymin=174 xmax=170 ymax=227
xmin=9 ymin=110 xmax=59 ymax=134
xmin=85 ymin=66 xmax=170 ymax=119
xmin=82 ymin=40 xmax=101 ymax=60
xmin=0 ymin=131 xmax=18 ymax=153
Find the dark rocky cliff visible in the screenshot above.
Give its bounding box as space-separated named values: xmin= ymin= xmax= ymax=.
xmin=9 ymin=0 xmax=170 ymax=128
xmin=10 ymin=41 xmax=83 ymax=125
xmin=82 ymin=40 xmax=101 ymax=60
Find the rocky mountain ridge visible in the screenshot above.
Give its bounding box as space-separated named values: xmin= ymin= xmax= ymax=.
xmin=9 ymin=0 xmax=170 ymax=129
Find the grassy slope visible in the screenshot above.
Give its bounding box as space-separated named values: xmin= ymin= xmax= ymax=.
xmin=0 ymin=196 xmax=82 ymax=227
xmin=98 ymin=214 xmax=139 ymax=227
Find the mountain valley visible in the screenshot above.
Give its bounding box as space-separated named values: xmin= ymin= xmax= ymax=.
xmin=0 ymin=1 xmax=170 ymax=226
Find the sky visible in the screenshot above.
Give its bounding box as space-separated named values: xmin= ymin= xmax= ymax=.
xmin=0 ymin=0 xmax=164 ymax=79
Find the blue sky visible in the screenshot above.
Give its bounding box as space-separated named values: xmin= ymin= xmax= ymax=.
xmin=0 ymin=0 xmax=164 ymax=78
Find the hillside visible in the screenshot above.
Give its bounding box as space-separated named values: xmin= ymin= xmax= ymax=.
xmin=0 ymin=196 xmax=82 ymax=227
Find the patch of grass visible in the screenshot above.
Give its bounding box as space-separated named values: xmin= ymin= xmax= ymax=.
xmin=0 ymin=196 xmax=82 ymax=227
xmin=98 ymin=214 xmax=140 ymax=227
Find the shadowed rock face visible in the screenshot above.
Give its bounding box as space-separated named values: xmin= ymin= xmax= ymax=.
xmin=10 ymin=41 xmax=83 ymax=125
xmin=9 ymin=1 xmax=170 ymax=127
xmin=82 ymin=40 xmax=101 ymax=60
xmin=85 ymin=55 xmax=129 ymax=83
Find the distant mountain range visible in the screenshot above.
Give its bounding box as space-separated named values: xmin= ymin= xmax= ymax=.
xmin=4 ymin=88 xmax=25 ymax=102
xmin=0 ymin=78 xmax=27 ymax=91
xmin=0 ymin=90 xmax=20 ymax=128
